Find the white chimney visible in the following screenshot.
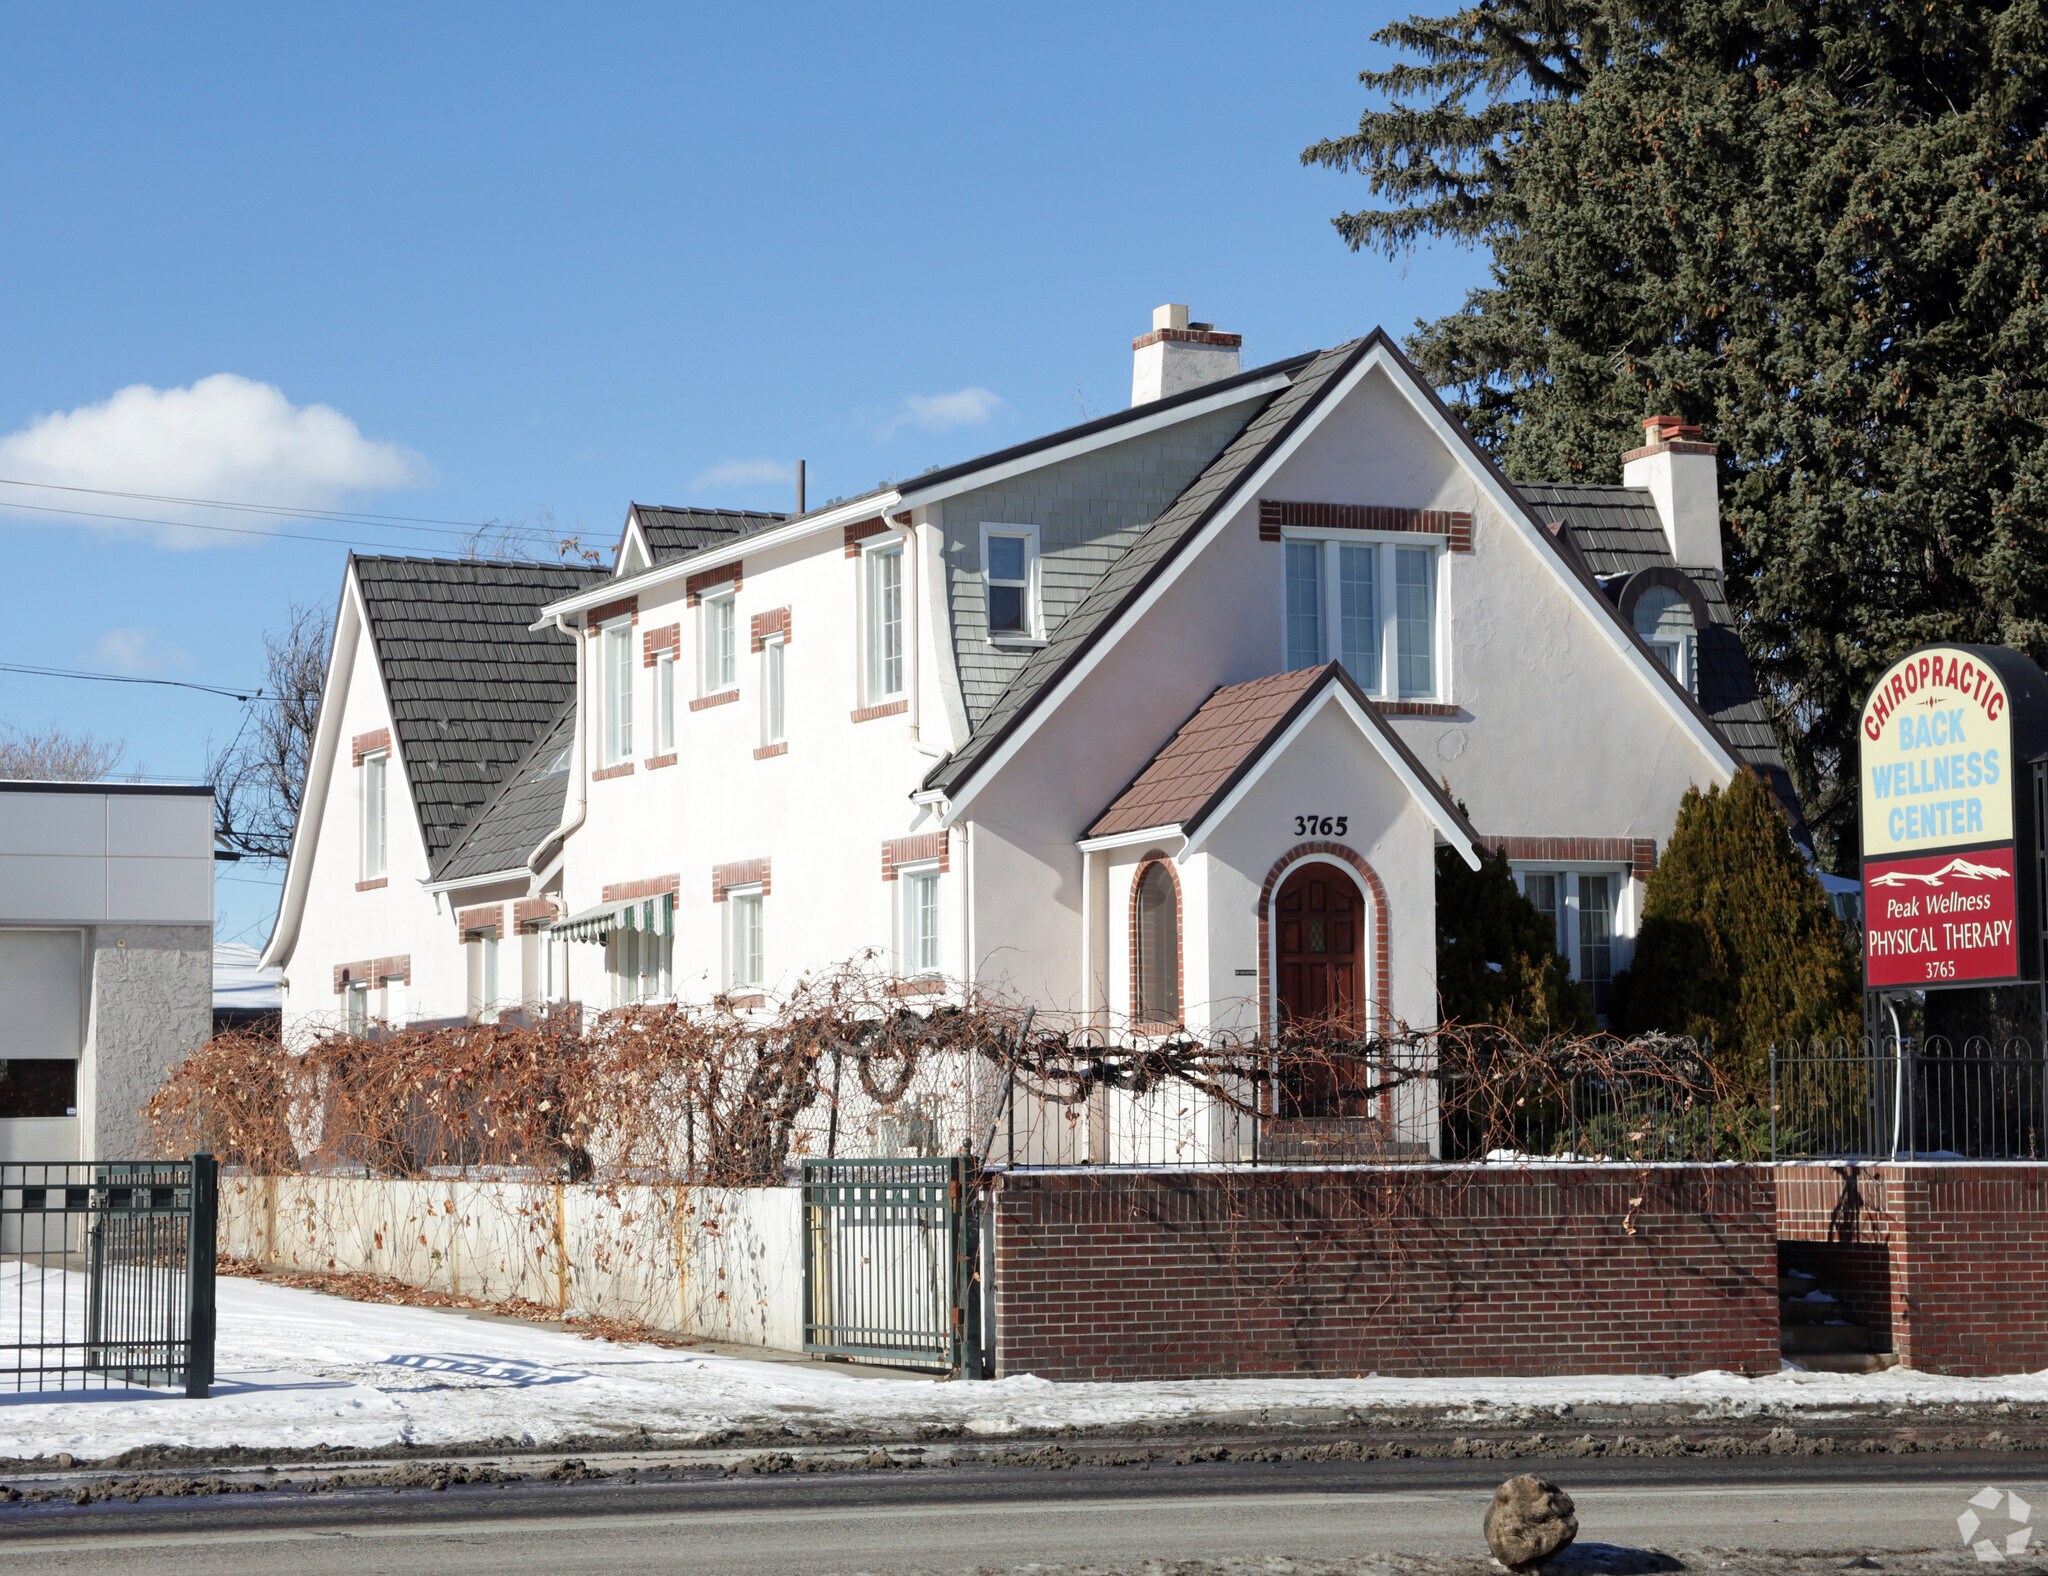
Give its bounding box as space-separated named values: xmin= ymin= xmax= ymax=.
xmin=1621 ymin=415 xmax=1722 ymax=572
xmin=1131 ymin=303 xmax=1242 ymax=406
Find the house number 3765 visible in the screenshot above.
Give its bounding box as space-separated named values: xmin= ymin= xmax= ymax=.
xmin=1293 ymin=815 xmax=1348 ymax=836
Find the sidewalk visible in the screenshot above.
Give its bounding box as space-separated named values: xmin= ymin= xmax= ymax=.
xmin=7 ymin=1271 xmax=2048 ymax=1467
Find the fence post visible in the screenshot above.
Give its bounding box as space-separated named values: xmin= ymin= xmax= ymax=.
xmin=1768 ymin=1044 xmax=1779 ymax=1161
xmin=184 ymin=1153 xmax=218 ymax=1399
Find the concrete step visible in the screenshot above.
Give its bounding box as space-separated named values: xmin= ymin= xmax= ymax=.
xmin=1782 ymin=1323 xmax=1875 ymax=1354
xmin=1786 ymin=1350 xmax=1900 ymax=1374
xmin=1781 ymin=1296 xmax=1849 ymax=1325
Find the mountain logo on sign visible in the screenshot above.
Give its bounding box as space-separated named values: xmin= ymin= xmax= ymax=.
xmin=1869 ymin=858 xmax=2011 ymax=889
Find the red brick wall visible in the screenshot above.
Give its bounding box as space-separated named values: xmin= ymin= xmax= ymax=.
xmin=1777 ymin=1163 xmax=2048 ymax=1374
xmin=993 ymin=1166 xmax=1777 ymax=1381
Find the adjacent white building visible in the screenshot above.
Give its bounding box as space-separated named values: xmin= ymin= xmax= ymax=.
xmin=263 ymin=311 xmax=1795 ymax=1121
xmin=0 ymin=782 xmax=215 ymax=1162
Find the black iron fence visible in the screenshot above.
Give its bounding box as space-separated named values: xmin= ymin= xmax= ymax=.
xmin=1 ymin=1156 xmax=218 ymax=1396
xmin=1770 ymin=1038 xmax=2048 ymax=1160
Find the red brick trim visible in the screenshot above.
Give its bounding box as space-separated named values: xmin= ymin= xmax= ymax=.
xmin=1621 ymin=439 xmax=1718 ymax=462
xmin=1256 ymin=843 xmax=1394 ymax=1039
xmin=684 ymin=561 xmax=742 ymax=606
xmin=333 ymin=955 xmax=410 ymax=992
xmin=593 ymin=762 xmax=635 ymax=781
xmin=689 ymin=689 xmax=739 ymax=712
xmin=644 ymin=752 xmax=678 ymax=770
xmin=1131 ymin=327 xmax=1243 ymax=351
xmin=513 ymin=898 xmax=560 ymax=933
xmin=710 ymin=858 xmax=771 ymax=902
xmin=456 ymin=904 xmax=504 ymax=940
xmin=886 ymin=976 xmax=946 ymax=999
xmin=602 ymin=874 xmax=680 ymax=904
xmin=642 ymin=623 xmax=680 ymax=667
xmin=584 ymin=596 xmax=638 ymax=631
xmin=354 ymin=877 xmax=388 ymax=893
xmin=842 ymin=517 xmax=891 ymax=557
xmin=351 ymin=728 xmax=390 ymax=765
xmin=749 ymin=607 xmax=791 ymax=652
xmin=1484 ymin=835 xmax=1657 ymax=880
xmin=880 ymin=832 xmax=949 ymax=882
xmin=850 ymin=699 xmax=908 ymax=724
xmin=1258 ymin=500 xmax=1474 ymax=552
xmin=1375 ymin=701 xmax=1460 ymax=718
xmin=1129 ymin=854 xmax=1185 ymax=1031
xmin=753 ymin=743 xmax=788 ymax=760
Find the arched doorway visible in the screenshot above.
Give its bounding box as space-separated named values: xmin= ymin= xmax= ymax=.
xmin=1272 ymin=859 xmax=1370 ymax=1116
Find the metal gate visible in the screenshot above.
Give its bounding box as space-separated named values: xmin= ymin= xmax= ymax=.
xmin=801 ymin=1156 xmax=972 ymax=1372
xmin=1 ymin=1155 xmax=218 ymax=1397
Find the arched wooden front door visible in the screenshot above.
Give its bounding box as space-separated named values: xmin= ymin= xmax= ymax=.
xmin=1274 ymin=861 xmax=1366 ymax=1030
xmin=1272 ymin=860 xmax=1370 ymax=1116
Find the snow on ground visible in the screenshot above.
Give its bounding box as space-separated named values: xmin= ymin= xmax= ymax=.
xmin=6 ymin=1269 xmax=2048 ymax=1463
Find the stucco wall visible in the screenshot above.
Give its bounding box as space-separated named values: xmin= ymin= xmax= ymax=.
xmin=79 ymin=923 xmax=212 ymax=1158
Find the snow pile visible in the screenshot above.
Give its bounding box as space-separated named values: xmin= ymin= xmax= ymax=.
xmin=4 ymin=1272 xmax=2048 ymax=1464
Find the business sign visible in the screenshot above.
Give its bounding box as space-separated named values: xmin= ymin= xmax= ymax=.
xmin=1860 ymin=645 xmax=2046 ymax=989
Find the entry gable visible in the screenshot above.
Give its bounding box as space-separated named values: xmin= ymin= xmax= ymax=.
xmin=1085 ymin=663 xmax=1480 ymax=868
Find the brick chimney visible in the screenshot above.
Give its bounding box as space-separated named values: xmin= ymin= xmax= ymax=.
xmin=1621 ymin=415 xmax=1722 ymax=572
xmin=1131 ymin=304 xmax=1242 ymax=406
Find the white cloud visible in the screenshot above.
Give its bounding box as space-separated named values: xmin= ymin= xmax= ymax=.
xmin=688 ymin=458 xmax=796 ymax=494
xmin=0 ymin=373 xmax=425 ymax=549
xmin=880 ymin=387 xmax=1003 ymax=438
xmin=94 ymin=626 xmax=192 ymax=674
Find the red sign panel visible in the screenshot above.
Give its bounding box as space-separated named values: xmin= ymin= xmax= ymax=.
xmin=1864 ymin=844 xmax=2021 ymax=987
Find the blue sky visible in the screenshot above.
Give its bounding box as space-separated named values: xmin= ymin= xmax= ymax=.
xmin=0 ymin=3 xmax=1491 ymax=947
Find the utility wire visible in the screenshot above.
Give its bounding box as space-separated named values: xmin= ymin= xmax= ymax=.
xmin=0 ymin=476 xmax=502 ymax=529
xmin=0 ymin=485 xmax=573 ymax=550
xmin=0 ymin=661 xmax=264 ymax=702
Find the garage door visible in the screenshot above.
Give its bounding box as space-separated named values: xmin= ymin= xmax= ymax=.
xmin=0 ymin=931 xmax=83 ymax=1059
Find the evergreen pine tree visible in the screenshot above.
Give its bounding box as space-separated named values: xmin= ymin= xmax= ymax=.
xmin=1306 ymin=2 xmax=2048 ymax=864
xmin=1436 ymin=842 xmax=1596 ymax=1036
xmin=1613 ymin=770 xmax=1860 ymax=1089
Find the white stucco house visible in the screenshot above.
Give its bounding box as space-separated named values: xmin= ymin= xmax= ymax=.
xmin=262 ymin=309 xmax=1794 ymax=1119
xmin=0 ymin=781 xmax=216 ymax=1162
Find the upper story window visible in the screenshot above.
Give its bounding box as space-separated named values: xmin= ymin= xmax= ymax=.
xmin=360 ymin=751 xmax=388 ymax=881
xmin=654 ymin=651 xmax=677 ymax=754
xmin=1632 ymin=586 xmax=1696 ymax=694
xmin=901 ymin=864 xmax=941 ymax=977
xmin=600 ymin=620 xmax=634 ymax=766
xmin=864 ymin=541 xmax=905 ymax=702
xmin=1132 ymin=860 xmax=1181 ymax=1027
xmin=701 ymin=592 xmax=737 ymax=695
xmin=981 ymin=524 xmax=1039 ymax=642
xmin=1516 ymin=867 xmax=1622 ymax=1019
xmin=761 ymin=634 xmax=787 ymax=747
xmin=1283 ymin=536 xmax=1442 ymax=700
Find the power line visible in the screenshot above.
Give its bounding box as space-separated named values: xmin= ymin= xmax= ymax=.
xmin=0 ymin=485 xmax=575 ymax=551
xmin=0 ymin=661 xmax=263 ymax=702
xmin=0 ymin=476 xmax=502 ymax=529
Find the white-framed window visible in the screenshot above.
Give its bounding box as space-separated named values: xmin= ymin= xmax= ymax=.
xmin=1632 ymin=586 xmax=1696 ymax=695
xmin=702 ymin=591 xmax=737 ymax=695
xmin=863 ymin=541 xmax=905 ymax=702
xmin=360 ymin=750 xmax=388 ymax=880
xmin=1515 ymin=867 xmax=1624 ymax=1019
xmin=655 ymin=650 xmax=676 ymax=753
xmin=728 ymin=888 xmax=765 ymax=991
xmin=600 ymin=620 xmax=634 ymax=766
xmin=610 ymin=926 xmax=672 ymax=1006
xmin=761 ymin=634 xmax=787 ymax=746
xmin=980 ymin=524 xmax=1039 ymax=641
xmin=468 ymin=933 xmax=501 ymax=1022
xmin=901 ymin=864 xmax=941 ymax=977
xmin=344 ymin=981 xmax=370 ymax=1035
xmin=1282 ymin=536 xmax=1444 ymax=700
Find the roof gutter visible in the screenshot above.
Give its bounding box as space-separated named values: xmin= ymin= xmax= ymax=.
xmin=530 ymin=492 xmax=904 ymax=627
xmin=420 ymin=865 xmax=529 ymax=895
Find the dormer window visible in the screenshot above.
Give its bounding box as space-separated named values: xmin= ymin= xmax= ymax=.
xmin=1631 ymin=585 xmax=1696 ymax=695
xmin=982 ymin=524 xmax=1040 ymax=642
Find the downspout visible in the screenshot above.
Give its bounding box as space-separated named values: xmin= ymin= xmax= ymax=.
xmin=531 ymin=613 xmax=589 ymax=874
xmin=962 ymin=819 xmax=976 ymax=998
xmin=907 ymin=511 xmax=948 ymax=760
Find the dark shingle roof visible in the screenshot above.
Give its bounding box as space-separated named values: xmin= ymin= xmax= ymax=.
xmin=632 ymin=505 xmax=787 ymax=565
xmin=430 ymin=703 xmax=576 ymax=884
xmin=352 ymin=556 xmax=604 ymax=861
xmin=1515 ymin=481 xmax=1802 ymax=832
xmin=924 ymin=338 xmax=1367 ymax=797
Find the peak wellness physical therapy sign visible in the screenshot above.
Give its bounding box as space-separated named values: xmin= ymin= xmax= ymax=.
xmin=1861 ymin=645 xmax=2048 ymax=988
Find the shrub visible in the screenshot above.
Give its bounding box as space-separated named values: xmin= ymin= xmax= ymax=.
xmin=1435 ymin=843 xmax=1595 ymax=1037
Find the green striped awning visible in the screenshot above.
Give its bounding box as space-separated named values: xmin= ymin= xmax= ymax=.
xmin=550 ymin=893 xmax=674 ymax=944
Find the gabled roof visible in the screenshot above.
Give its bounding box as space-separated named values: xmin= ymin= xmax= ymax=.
xmin=351 ymin=555 xmax=605 ymax=862
xmin=631 ymin=504 xmax=788 ymax=565
xmin=430 ymin=702 xmax=575 ymax=885
xmin=1086 ymin=663 xmax=1481 ymax=863
xmin=1516 ymin=481 xmax=1801 ymax=832
xmin=925 ymin=339 xmax=1365 ymax=798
